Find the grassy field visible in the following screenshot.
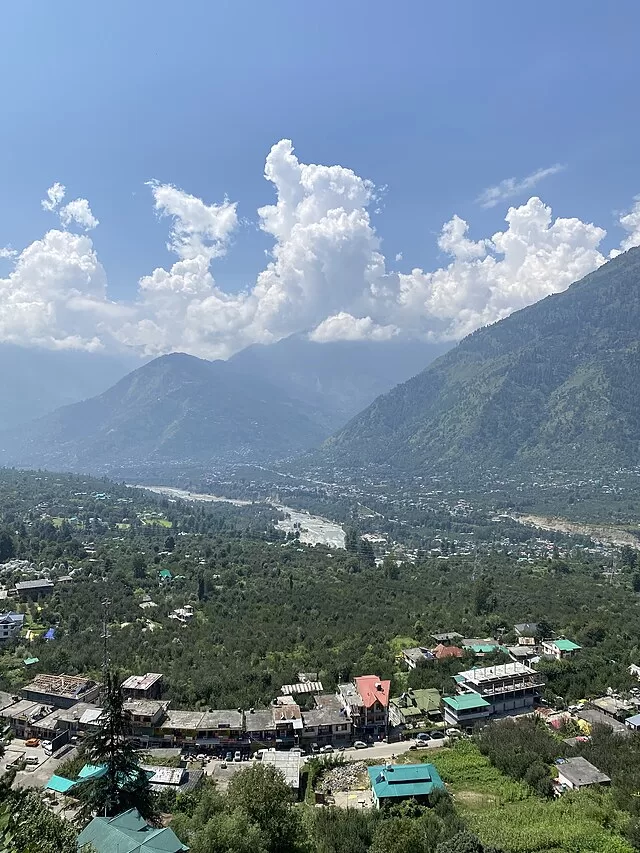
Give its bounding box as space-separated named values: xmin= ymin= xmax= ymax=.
xmin=419 ymin=742 xmax=633 ymax=853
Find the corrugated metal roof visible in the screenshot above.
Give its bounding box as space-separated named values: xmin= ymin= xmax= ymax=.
xmin=443 ymin=693 xmax=490 ymax=711
xmin=281 ymin=681 xmax=323 ymax=695
xmin=46 ymin=774 xmax=76 ymax=793
xmin=368 ymin=763 xmax=445 ymax=800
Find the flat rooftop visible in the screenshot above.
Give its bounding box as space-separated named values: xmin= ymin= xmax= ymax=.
xmin=261 ymin=751 xmax=301 ymax=789
xmin=22 ymin=673 xmax=99 ymax=700
xmin=559 ymin=757 xmax=611 ymax=787
xmin=457 ymin=662 xmax=537 ymax=684
xmin=121 ymin=672 xmax=163 ymax=691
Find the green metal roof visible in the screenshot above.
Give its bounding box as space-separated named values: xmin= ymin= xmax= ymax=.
xmin=442 ymin=693 xmax=490 ymax=711
xmin=391 ymin=688 xmax=441 ymax=717
xmin=45 ymin=774 xmax=76 ymax=793
xmin=159 ymin=569 xmax=173 ymax=579
xmin=469 ymin=643 xmax=499 ymax=654
xmin=368 ymin=763 xmax=445 ymax=800
xmin=551 ymin=639 xmax=581 ymax=651
xmin=77 ymin=808 xmax=188 ymax=853
xmin=23 ymin=657 xmax=39 ymax=665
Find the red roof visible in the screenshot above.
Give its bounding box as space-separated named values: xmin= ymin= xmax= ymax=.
xmin=433 ymin=644 xmax=464 ymax=660
xmin=355 ymin=675 xmax=391 ymax=708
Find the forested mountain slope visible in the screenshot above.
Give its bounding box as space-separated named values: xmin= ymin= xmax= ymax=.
xmin=323 ymin=247 xmax=640 ymax=476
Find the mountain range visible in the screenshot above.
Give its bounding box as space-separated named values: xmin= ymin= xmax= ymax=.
xmin=0 ymin=335 xmax=449 ymax=472
xmin=323 ymin=247 xmax=640 ymax=477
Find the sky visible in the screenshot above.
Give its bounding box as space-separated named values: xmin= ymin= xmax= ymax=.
xmin=1 ymin=0 xmax=640 ymax=359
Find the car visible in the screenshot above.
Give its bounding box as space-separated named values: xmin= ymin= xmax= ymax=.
xmin=320 ymin=745 xmax=334 ymax=753
xmin=220 ymin=758 xmax=227 ymax=768
xmin=234 ymin=750 xmax=242 ymax=762
xmin=409 ymin=741 xmax=430 ymax=750
xmin=225 ymin=751 xmax=233 ymax=762
xmin=42 ymin=740 xmax=53 ymax=755
xmin=353 ymin=741 xmax=368 ymax=749
xmin=429 ymin=730 xmax=446 ymax=739
xmin=445 ymin=728 xmax=460 ymax=737
xmin=24 ymin=738 xmax=39 ymax=747
xmin=289 ymin=746 xmax=304 ymax=754
xmin=416 ymin=732 xmax=431 ymax=741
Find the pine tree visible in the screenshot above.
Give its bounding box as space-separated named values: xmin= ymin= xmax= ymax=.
xmin=80 ymin=670 xmax=157 ymax=821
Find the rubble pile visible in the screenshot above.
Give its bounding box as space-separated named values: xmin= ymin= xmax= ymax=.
xmin=317 ymin=761 xmax=369 ymax=792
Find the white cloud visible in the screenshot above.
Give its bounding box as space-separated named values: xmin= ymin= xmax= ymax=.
xmin=619 ymin=196 xmax=640 ymax=251
xmin=394 ymin=252 xmax=403 ymax=262
xmin=310 ymin=312 xmax=397 ymax=342
xmin=58 ymin=198 xmax=99 ymax=231
xmin=0 ymin=247 xmax=17 ymax=259
xmin=41 ymin=182 xmax=66 ymax=212
xmin=476 ymin=164 xmax=565 ymax=209
xmin=0 ymin=147 xmax=636 ymax=359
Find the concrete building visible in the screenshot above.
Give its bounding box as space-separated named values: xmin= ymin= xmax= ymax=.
xmin=158 ymin=708 xmax=244 ymax=749
xmin=244 ymin=708 xmax=277 ymax=744
xmin=443 ymin=662 xmax=543 ymax=726
xmin=442 ymin=692 xmax=491 ymax=728
xmin=20 ymin=673 xmax=101 ymax=709
xmin=338 ymin=675 xmax=390 ymax=739
xmin=401 ymin=647 xmax=434 ymax=669
xmin=556 ymin=757 xmax=610 ymax=790
xmin=389 ymin=688 xmax=442 ymax=728
xmin=542 ymin=639 xmax=581 ymax=660
xmin=15 ymin=579 xmax=54 ymax=600
xmin=0 ymin=612 xmax=24 ymax=641
xmin=262 ymin=750 xmax=301 ymax=792
xmin=514 ymin=623 xmax=540 ymax=646
xmin=368 ymin=763 xmax=445 ymax=808
xmin=301 ymin=694 xmax=351 ymax=748
xmin=121 ymin=672 xmax=164 ymax=700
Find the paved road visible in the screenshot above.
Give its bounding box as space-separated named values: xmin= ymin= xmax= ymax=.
xmin=340 ymin=738 xmax=449 ymax=762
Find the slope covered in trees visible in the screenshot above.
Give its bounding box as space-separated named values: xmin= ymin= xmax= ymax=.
xmin=323 ymin=248 xmax=640 ymax=478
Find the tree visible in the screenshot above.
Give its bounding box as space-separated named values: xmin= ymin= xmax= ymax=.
xmin=370 ymin=818 xmax=430 ymax=853
xmin=131 ymin=552 xmax=146 ymax=579
xmin=0 ymin=789 xmax=78 ymax=853
xmin=226 ymin=764 xmax=302 ymax=853
xmin=79 ymin=670 xmax=157 ymax=820
xmin=0 ymin=529 xmax=15 ymax=563
xmin=164 ymin=535 xmax=176 ymax=552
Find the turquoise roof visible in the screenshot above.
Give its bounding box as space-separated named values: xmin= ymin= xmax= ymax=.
xmin=552 ymin=639 xmax=581 ymax=651
xmin=45 ymin=774 xmax=76 ymax=793
xmin=470 ymin=643 xmax=499 ymax=654
xmin=79 ymin=763 xmax=108 ymax=780
xmin=77 ymin=808 xmax=188 ymax=853
xmin=368 ymin=763 xmax=445 ymax=801
xmin=443 ymin=693 xmax=490 ymax=711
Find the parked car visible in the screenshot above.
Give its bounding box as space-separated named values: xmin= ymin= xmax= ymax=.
xmin=42 ymin=740 xmax=53 ymax=755
xmin=220 ymin=758 xmax=227 ymax=768
xmin=234 ymin=750 xmax=242 ymax=762
xmin=289 ymin=746 xmax=304 ymax=754
xmin=416 ymin=732 xmax=431 ymax=741
xmin=24 ymin=738 xmax=39 ymax=747
xmin=320 ymin=745 xmax=334 ymax=753
xmin=225 ymin=751 xmax=233 ymax=762
xmin=445 ymin=728 xmax=460 ymax=737
xmin=409 ymin=741 xmax=430 ymax=750
xmin=353 ymin=741 xmax=368 ymax=749
xmin=429 ymin=730 xmax=446 ymax=739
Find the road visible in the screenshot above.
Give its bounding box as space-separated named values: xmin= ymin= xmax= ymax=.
xmin=340 ymin=737 xmax=449 ymax=762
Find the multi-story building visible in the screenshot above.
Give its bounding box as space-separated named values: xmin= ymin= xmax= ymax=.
xmin=542 ymin=639 xmax=581 ymax=660
xmin=20 ymin=673 xmax=101 ymax=709
xmin=14 ymin=579 xmax=54 ymax=600
xmin=301 ymin=694 xmax=351 ymax=748
xmin=338 ymin=675 xmax=390 ymax=738
xmin=443 ymin=662 xmax=543 ymax=727
xmin=156 ymin=708 xmax=244 ymax=749
xmin=0 ymin=612 xmax=24 ymax=641
xmin=122 ymin=673 xmax=164 ymax=701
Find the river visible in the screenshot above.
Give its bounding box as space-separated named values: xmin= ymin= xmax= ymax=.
xmin=136 ymin=485 xmax=346 ymax=549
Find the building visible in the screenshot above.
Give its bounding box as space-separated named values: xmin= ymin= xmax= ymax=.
xmin=442 ymin=693 xmax=491 ymax=728
xmin=0 ymin=611 xmax=24 ymax=641
xmin=556 ymin=757 xmax=610 ymax=790
xmin=271 ymin=696 xmax=303 ymax=746
xmin=368 ymin=763 xmax=445 ymax=808
xmin=338 ymin=675 xmax=390 ymax=739
xmin=122 ymin=672 xmax=164 ymax=700
xmin=244 ymin=708 xmax=277 ymax=744
xmin=78 ymin=808 xmax=188 ymax=852
xmin=262 ymin=750 xmax=301 ymax=792
xmin=443 ymin=662 xmax=543 ymax=726
xmin=15 ymin=579 xmax=54 ymax=600
xmin=402 ymin=647 xmax=434 ymax=669
xmin=626 ymin=712 xmax=640 ymax=731
xmin=389 ymin=688 xmax=441 ymax=728
xmin=542 ymin=638 xmax=581 ymax=660
xmin=158 ymin=708 xmax=244 ymax=749
xmin=505 ymin=645 xmax=538 ymax=665
xmin=514 ymin=623 xmax=540 ymax=646
xmin=281 ymin=679 xmax=323 ymax=696
xmin=590 ymin=695 xmax=639 ymax=722
xmin=20 ymin=673 xmax=101 ymax=709
xmin=301 ymin=694 xmax=351 ymax=748
xmin=431 ymin=632 xmax=463 ymax=643
xmin=432 ymin=643 xmax=464 ymax=661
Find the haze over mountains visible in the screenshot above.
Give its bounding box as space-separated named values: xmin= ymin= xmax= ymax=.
xmin=0 ymin=335 xmax=449 ymax=472
xmin=324 ymin=248 xmax=640 ymax=477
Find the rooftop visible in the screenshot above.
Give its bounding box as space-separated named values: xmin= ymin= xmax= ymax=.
xmin=431 ymin=632 xmax=463 ymax=642
xmin=77 ymin=807 xmax=187 ymax=853
xmin=22 ymin=672 xmax=99 ymax=700
xmin=121 ymin=673 xmax=163 ymax=692
xmin=558 ymin=757 xmax=611 ymax=787
xmin=281 ymin=680 xmax=323 ymax=695
xmin=15 ymin=579 xmax=54 ymax=590
xmin=402 ymin=647 xmax=434 ymax=664
xmin=244 ymin=708 xmax=275 ymax=733
xmin=368 ymin=763 xmax=445 ymax=800
xmin=457 ymin=662 xmax=537 ymax=684
xmin=391 ymin=688 xmax=441 ymax=717
xmin=354 ymin=675 xmax=391 ymax=709
xmin=433 ymin=644 xmax=464 ymax=660
xmin=261 ymin=750 xmax=301 ymax=789
xmin=514 ymin=622 xmax=539 ymax=636
xmin=443 ymin=693 xmax=491 ymax=712
xmin=547 ymin=639 xmax=581 ymax=652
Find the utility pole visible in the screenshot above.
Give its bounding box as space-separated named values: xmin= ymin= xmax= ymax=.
xmin=101 ymin=598 xmax=111 ymax=679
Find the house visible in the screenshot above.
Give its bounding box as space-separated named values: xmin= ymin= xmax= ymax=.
xmin=431 ymin=632 xmax=463 ymax=643
xmin=514 ymin=623 xmax=540 ymax=646
xmin=389 ymin=688 xmax=441 ymax=728
xmin=542 ymin=639 xmax=581 ymax=660
xmin=629 ymin=664 xmax=640 ymax=681
xmin=590 ymin=695 xmax=640 ymax=722
xmin=158 ymin=708 xmax=244 ymax=749
xmin=122 ymin=672 xmax=164 ymax=700
xmin=368 ymin=763 xmax=445 ymax=808
xmin=78 ymin=808 xmax=188 ymax=852
xmin=461 ymin=639 xmax=502 ymax=656
xmin=169 ymin=605 xmax=194 ymax=623
xmin=0 ymin=611 xmax=24 ymax=641
xmin=444 ymin=662 xmax=543 ymax=726
xmin=244 ymin=708 xmax=277 ymax=744
xmin=125 ymin=700 xmax=169 ymax=744
xmin=432 ymin=643 xmax=464 ymax=661
xmin=505 ymin=645 xmax=538 ymax=665
xmin=338 ymin=675 xmax=390 ymax=738
xmin=556 ymin=757 xmax=610 ymax=790
xmin=402 ymin=647 xmax=435 ymax=669
xmin=626 ymin=713 xmax=640 ymax=730
xmin=15 ymin=579 xmax=54 ymax=600
xmin=20 ymin=673 xmax=101 ymax=709
xmin=442 ymin=692 xmax=491 ymax=728
xmin=271 ymin=696 xmax=303 ymax=746
xmin=301 ymin=694 xmax=351 ymax=747
xmin=281 ymin=679 xmax=324 ymax=696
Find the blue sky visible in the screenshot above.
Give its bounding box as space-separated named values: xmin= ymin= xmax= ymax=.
xmin=1 ymin=0 xmax=639 ymax=358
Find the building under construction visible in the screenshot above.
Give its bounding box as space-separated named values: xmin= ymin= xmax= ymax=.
xmin=20 ymin=673 xmax=101 ymax=709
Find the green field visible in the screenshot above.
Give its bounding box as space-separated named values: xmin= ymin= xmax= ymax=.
xmin=423 ymin=742 xmax=633 ymax=853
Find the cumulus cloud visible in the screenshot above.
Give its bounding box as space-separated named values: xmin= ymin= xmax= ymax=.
xmin=58 ymin=198 xmax=99 ymax=231
xmin=0 ymin=247 xmax=17 ymax=259
xmin=41 ymin=182 xmax=66 ymax=212
xmin=476 ymin=164 xmax=565 ymax=209
xmin=0 ymin=144 xmax=637 ymax=359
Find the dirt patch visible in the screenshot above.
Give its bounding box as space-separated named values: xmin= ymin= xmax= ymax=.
xmin=512 ymin=514 xmax=640 ymax=549
xmin=454 ymin=789 xmax=499 ymax=808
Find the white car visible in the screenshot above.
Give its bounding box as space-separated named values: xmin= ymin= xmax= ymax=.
xmin=320 ymin=745 xmax=334 ymax=753
xmin=353 ymin=741 xmax=368 ymax=749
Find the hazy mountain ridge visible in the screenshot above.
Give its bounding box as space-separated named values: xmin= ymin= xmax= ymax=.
xmin=322 ymin=248 xmax=640 ymax=476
